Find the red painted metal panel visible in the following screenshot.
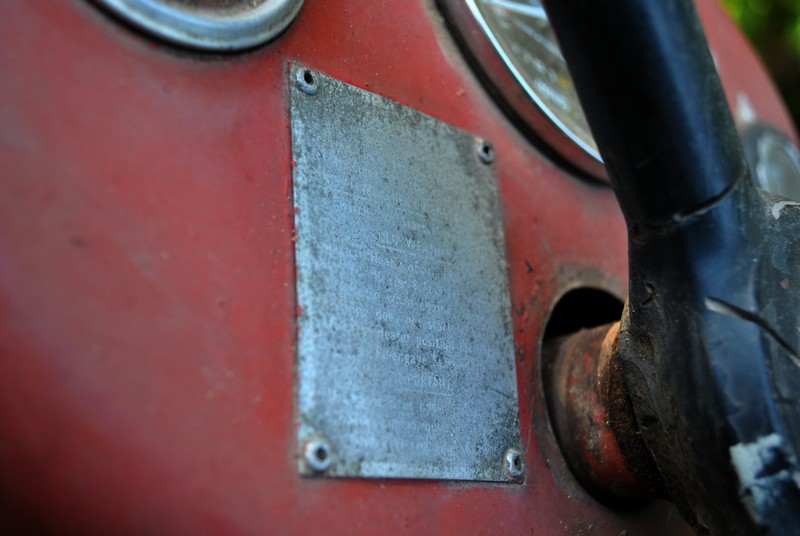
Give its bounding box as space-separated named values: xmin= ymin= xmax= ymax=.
xmin=0 ymin=1 xmax=791 ymax=533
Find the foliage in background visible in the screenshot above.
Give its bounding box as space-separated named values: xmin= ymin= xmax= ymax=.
xmin=722 ymin=0 xmax=800 ymax=129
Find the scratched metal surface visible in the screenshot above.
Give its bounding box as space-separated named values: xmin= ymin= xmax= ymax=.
xmin=291 ymin=68 xmax=521 ymax=482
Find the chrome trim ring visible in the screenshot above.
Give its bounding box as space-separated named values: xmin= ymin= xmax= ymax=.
xmin=437 ymin=0 xmax=608 ymax=182
xmin=466 ymin=0 xmax=601 ymax=164
xmin=91 ymin=0 xmax=304 ymax=51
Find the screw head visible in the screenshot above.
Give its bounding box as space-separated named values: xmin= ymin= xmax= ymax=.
xmin=304 ymin=438 xmax=333 ymax=473
xmin=477 ymin=139 xmax=495 ymax=164
xmin=505 ymin=448 xmax=524 ymax=480
xmin=295 ymin=67 xmax=319 ymax=95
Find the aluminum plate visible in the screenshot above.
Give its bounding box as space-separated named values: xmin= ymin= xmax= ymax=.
xmin=291 ymin=67 xmax=522 ymax=482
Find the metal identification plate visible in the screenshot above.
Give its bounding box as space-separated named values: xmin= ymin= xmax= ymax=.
xmin=291 ymin=67 xmax=522 ymax=482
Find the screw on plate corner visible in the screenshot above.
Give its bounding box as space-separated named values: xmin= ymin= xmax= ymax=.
xmin=295 ymin=67 xmax=319 ymax=95
xmin=505 ymin=448 xmax=524 ymax=480
xmin=477 ymin=139 xmax=495 ymax=164
xmin=304 ymin=437 xmax=333 ymax=473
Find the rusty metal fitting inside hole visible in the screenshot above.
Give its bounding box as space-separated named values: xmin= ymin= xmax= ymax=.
xmin=543 ymin=322 xmax=662 ymax=508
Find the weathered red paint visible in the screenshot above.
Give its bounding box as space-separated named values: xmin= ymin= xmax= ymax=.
xmin=0 ymin=1 xmax=792 ymax=534
xmin=545 ymin=322 xmax=660 ymax=508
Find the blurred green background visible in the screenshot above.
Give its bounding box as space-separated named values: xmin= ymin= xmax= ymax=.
xmin=722 ymin=0 xmax=800 ymax=129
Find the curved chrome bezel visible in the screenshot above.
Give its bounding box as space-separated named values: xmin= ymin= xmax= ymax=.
xmin=91 ymin=0 xmax=304 ymax=51
xmin=438 ymin=0 xmax=607 ymax=181
xmin=467 ymin=0 xmax=600 ymax=162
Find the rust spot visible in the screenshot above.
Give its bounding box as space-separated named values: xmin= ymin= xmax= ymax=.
xmin=524 ymin=259 xmax=535 ymax=274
